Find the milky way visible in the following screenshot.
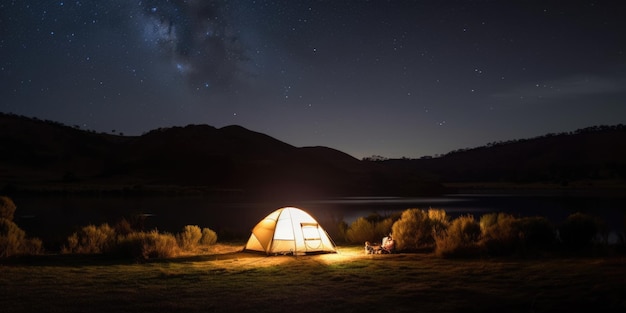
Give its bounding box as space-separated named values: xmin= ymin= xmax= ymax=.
xmin=2 ymin=1 xmax=626 ymax=158
xmin=137 ymin=0 xmax=246 ymax=90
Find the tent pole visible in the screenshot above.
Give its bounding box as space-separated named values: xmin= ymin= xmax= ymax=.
xmin=288 ymin=208 xmax=298 ymax=256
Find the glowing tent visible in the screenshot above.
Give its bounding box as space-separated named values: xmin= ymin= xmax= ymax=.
xmin=244 ymin=207 xmax=337 ymax=255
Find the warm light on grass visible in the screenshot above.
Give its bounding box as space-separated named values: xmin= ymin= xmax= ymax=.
xmin=2 ymin=243 xmax=624 ymax=312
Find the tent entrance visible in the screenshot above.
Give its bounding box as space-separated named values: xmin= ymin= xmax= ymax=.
xmin=301 ymin=222 xmax=323 ymax=251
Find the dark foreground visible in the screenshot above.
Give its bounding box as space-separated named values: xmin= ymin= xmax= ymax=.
xmin=1 ymin=246 xmax=625 ymax=313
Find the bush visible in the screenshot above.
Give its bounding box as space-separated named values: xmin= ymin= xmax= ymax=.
xmin=0 ymin=196 xmax=43 ymax=258
xmin=335 ymin=220 xmax=349 ymax=243
xmin=374 ymin=217 xmax=395 ymax=241
xmin=345 ymin=212 xmax=401 ymax=245
xmin=0 ymin=196 xmax=16 ymax=221
xmin=391 ymin=208 xmax=433 ymax=251
xmin=200 ymin=228 xmax=218 ymax=246
xmin=480 ymin=213 xmax=519 ymax=255
xmin=559 ymin=213 xmax=599 ymax=248
xmin=1 ymin=218 xmax=26 ymax=257
xmin=62 ymin=220 xmax=186 ymax=259
xmin=0 ymin=218 xmax=42 ymax=257
xmin=435 ymin=215 xmax=481 ymax=258
xmin=114 ymin=218 xmax=134 ymax=236
xmin=62 ymin=223 xmax=116 ymax=254
xmin=517 ymin=216 xmax=554 ymax=248
xmin=389 ymin=208 xmax=449 ymax=252
xmin=177 ymin=225 xmax=202 ymax=250
xmin=116 ymin=231 xmax=179 ymax=260
xmin=21 ymin=237 xmax=43 ymax=256
xmin=478 ymin=214 xmax=555 ymax=256
xmin=147 ymin=231 xmax=179 ymax=258
xmin=428 ymin=208 xmax=450 ymax=238
xmin=346 ymin=217 xmax=377 ymax=244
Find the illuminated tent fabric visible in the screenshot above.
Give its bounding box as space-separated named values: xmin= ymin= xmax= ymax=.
xmin=244 ymin=207 xmax=337 ymax=255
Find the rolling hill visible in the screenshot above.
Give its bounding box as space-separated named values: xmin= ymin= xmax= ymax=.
xmin=0 ymin=113 xmax=383 ymax=198
xmin=381 ymin=125 xmax=626 ymax=190
xmin=1 ymin=113 xmax=625 ymax=198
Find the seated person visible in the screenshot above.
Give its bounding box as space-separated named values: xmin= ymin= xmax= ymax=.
xmin=380 ymin=235 xmax=396 ymax=254
xmin=364 ymin=241 xmax=378 ymax=254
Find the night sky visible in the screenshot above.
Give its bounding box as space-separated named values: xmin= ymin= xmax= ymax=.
xmin=2 ymin=1 xmax=626 ymax=159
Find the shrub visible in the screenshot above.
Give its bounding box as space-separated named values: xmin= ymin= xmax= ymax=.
xmin=428 ymin=208 xmax=450 ymax=238
xmin=178 ymin=225 xmax=202 ymax=250
xmin=62 ymin=223 xmax=116 ymax=254
xmin=517 ymin=216 xmax=554 ymax=248
xmin=346 ymin=217 xmax=377 ymax=244
xmin=148 ymin=231 xmax=179 ymax=258
xmin=344 ymin=212 xmax=401 ymax=245
xmin=335 ymin=220 xmax=349 ymax=243
xmin=479 ymin=212 xmax=499 ymax=230
xmin=478 ymin=214 xmax=555 ymax=255
xmin=114 ymin=218 xmax=134 ymax=236
xmin=21 ymin=237 xmax=43 ymax=256
xmin=479 ymin=213 xmax=519 ymax=255
xmin=200 ymin=228 xmax=218 ymax=246
xmin=0 ymin=218 xmax=25 ymax=256
xmin=0 ymin=196 xmax=16 ymax=221
xmin=0 ymin=218 xmax=42 ymax=257
xmin=116 ymin=231 xmax=179 ymax=260
xmin=391 ymin=208 xmax=432 ymax=251
xmin=435 ymin=215 xmax=481 ymax=258
xmin=374 ymin=217 xmax=395 ymax=241
xmin=112 ymin=233 xmax=143 ymax=259
xmin=363 ymin=212 xmax=386 ymax=224
xmin=559 ymin=213 xmax=599 ymax=248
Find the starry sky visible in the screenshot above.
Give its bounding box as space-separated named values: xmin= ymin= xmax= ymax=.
xmin=2 ymin=1 xmax=626 ymax=159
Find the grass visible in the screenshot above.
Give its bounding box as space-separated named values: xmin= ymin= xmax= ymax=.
xmin=1 ymin=244 xmax=625 ymax=313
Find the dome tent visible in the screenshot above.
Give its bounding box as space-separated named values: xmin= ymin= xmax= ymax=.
xmin=244 ymin=207 xmax=337 ymax=255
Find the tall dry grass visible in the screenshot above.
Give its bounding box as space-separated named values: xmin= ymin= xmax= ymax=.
xmin=177 ymin=225 xmax=203 ymax=250
xmin=116 ymin=230 xmax=180 ymax=259
xmin=559 ymin=212 xmax=601 ymax=247
xmin=200 ymin=227 xmax=218 ymax=245
xmin=346 ymin=213 xmax=398 ymax=244
xmin=0 ymin=218 xmax=43 ymax=257
xmin=0 ymin=196 xmax=16 ymax=221
xmin=346 ymin=217 xmax=376 ymax=243
xmin=61 ymin=221 xmax=219 ymax=260
xmin=391 ymin=208 xmax=431 ymax=250
xmin=0 ymin=196 xmax=43 ymax=258
xmin=434 ymin=215 xmax=481 ymax=257
xmin=391 ymin=208 xmax=449 ymax=251
xmin=479 ymin=213 xmax=519 ymax=255
xmin=63 ymin=223 xmax=116 ymax=254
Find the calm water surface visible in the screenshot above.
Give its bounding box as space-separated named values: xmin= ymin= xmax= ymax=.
xmin=13 ymin=193 xmax=626 ymax=250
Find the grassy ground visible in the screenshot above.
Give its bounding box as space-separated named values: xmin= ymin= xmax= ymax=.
xmin=1 ymin=245 xmax=625 ymax=313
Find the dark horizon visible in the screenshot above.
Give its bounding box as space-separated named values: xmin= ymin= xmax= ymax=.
xmin=3 ymin=111 xmax=625 ymax=161
xmin=2 ymin=112 xmax=625 ymax=202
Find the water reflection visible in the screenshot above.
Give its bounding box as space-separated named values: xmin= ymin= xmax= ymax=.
xmin=12 ymin=194 xmax=625 ymax=251
xmin=303 ymin=196 xmax=471 ymax=205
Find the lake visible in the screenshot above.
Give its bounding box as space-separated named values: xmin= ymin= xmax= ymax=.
xmin=12 ymin=192 xmax=626 ymax=251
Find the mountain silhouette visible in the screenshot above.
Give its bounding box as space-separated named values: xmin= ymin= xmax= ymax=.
xmin=1 ymin=113 xmax=624 ymax=198
xmin=380 ymin=125 xmax=626 ymax=191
